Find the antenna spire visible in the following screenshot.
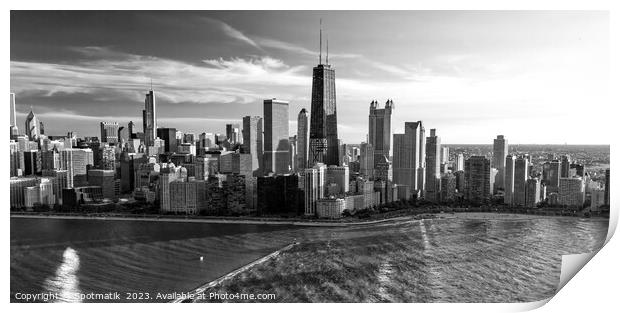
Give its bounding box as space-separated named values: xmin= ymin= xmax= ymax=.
xmin=326 ymin=33 xmax=329 ymax=65
xmin=319 ymin=18 xmax=322 ymax=65
xmin=150 ymin=78 xmax=153 ymax=91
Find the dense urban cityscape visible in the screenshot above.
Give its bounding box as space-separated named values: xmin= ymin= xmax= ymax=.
xmin=9 ymin=20 xmax=610 ymax=221
xmin=9 ymin=11 xmax=612 ymax=304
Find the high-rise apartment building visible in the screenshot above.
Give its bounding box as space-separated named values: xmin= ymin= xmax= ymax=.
xmin=303 ymin=163 xmax=326 ymax=216
xmin=558 ymin=177 xmax=585 ymax=207
xmin=464 ymin=156 xmax=491 ymax=203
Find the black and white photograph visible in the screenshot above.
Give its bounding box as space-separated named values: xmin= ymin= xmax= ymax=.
xmin=6 ymin=5 xmax=616 ymax=308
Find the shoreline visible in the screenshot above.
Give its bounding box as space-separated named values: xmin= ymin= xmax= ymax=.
xmin=10 ymin=210 xmax=605 ymax=226
xmin=9 ymin=213 xmax=413 ymax=227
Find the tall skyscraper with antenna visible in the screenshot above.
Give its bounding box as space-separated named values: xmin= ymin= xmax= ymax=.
xmin=143 ymin=84 xmax=157 ymax=148
xmin=10 ymin=93 xmax=19 ymax=140
xmin=309 ymin=20 xmax=339 ymax=166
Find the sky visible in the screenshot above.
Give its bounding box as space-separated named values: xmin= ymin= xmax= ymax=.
xmin=10 ymin=11 xmax=610 ymax=144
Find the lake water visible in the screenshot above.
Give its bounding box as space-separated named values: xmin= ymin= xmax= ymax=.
xmin=10 ymin=215 xmax=609 ymax=303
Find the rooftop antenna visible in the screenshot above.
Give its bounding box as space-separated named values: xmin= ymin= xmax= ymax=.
xmin=319 ymin=18 xmax=322 ymax=65
xmin=326 ymin=33 xmax=329 ymax=65
xmin=150 ymin=78 xmax=153 ymax=91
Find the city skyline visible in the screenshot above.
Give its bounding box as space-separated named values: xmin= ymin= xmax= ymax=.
xmin=10 ymin=11 xmax=610 ymax=144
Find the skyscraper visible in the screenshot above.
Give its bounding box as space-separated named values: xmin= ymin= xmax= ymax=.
xmin=392 ymin=121 xmax=426 ymax=196
xmin=504 ymin=155 xmax=516 ymax=205
xmin=369 ymin=99 xmax=393 ymax=166
xmin=296 ymin=108 xmax=309 ymax=172
xmin=464 ymin=156 xmax=491 ymax=204
xmin=525 ymin=178 xmax=541 ymax=208
xmin=359 ymin=142 xmax=374 ymax=179
xmin=100 ymin=122 xmax=120 ymax=144
xmin=303 ymin=163 xmax=326 ymax=216
xmin=25 ymin=109 xmax=40 ymax=141
xmin=226 ymin=123 xmax=240 ymax=144
xmin=10 ymin=93 xmax=19 ymax=140
xmin=156 ymin=127 xmax=178 ymax=153
xmin=242 ymin=116 xmax=263 ymax=177
xmin=143 ymin=89 xmax=157 ymax=147
xmin=263 ymin=99 xmax=290 ymax=175
xmin=560 ymin=155 xmax=571 ymax=178
xmin=309 ymin=24 xmax=339 ymax=166
xmin=128 ymin=121 xmax=136 ymax=139
xmin=425 ymin=129 xmax=441 ymax=202
xmin=605 ymin=168 xmax=610 ymax=206
xmin=542 ymin=160 xmax=561 ymax=193
xmin=513 ymin=156 xmax=529 ymax=206
xmin=492 ymin=135 xmax=509 ymax=190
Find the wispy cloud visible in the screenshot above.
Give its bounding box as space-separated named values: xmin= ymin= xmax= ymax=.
xmin=200 ymin=17 xmax=264 ymax=52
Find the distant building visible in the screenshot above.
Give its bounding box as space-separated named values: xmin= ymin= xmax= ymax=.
xmin=62 ymin=186 xmax=103 ymax=210
xmin=87 ymin=169 xmax=117 ymax=200
xmin=316 ymin=198 xmax=346 ymax=219
xmin=257 ymin=174 xmax=303 ymax=216
xmin=100 ymin=122 xmax=120 ymax=144
xmin=159 ymin=163 xmax=188 ymax=212
xmin=242 ymin=116 xmax=263 ymax=176
xmin=143 ymin=89 xmax=157 ymax=147
xmin=393 ymin=121 xmax=426 ymax=197
xmin=359 ymin=142 xmax=374 ymax=179
xmin=504 ymin=155 xmax=516 ymax=205
xmin=296 ymin=108 xmax=309 ymax=172
xmin=525 ymin=178 xmax=541 ymax=208
xmin=440 ymin=173 xmax=456 ymax=203
xmin=542 ymin=160 xmax=561 ymax=193
xmin=169 ymin=180 xmax=206 ymax=214
xmin=590 ymin=188 xmax=606 ymax=210
xmin=605 ymin=168 xmax=610 ymax=206
xmin=368 ymin=99 xmax=393 ymax=168
xmin=326 ymin=165 xmax=349 ymax=196
xmin=226 ymin=123 xmax=240 ymax=145
xmin=157 ymin=127 xmax=178 ymax=153
xmin=492 ymin=135 xmax=508 ymax=191
xmin=513 ymin=156 xmax=529 ymax=206
xmin=560 ymin=155 xmax=571 ymax=178
xmin=309 ymin=58 xmax=339 ymax=166
xmin=558 ymin=177 xmax=585 ymax=207
xmin=464 ymin=156 xmax=491 ymax=204
xmin=263 ymin=99 xmax=290 ymax=175
xmin=25 ymin=109 xmax=41 ymax=141
xmin=455 ymin=153 xmax=465 ymax=172
xmin=303 ymin=163 xmax=326 ymax=216
xmin=425 ymin=129 xmax=441 ymax=202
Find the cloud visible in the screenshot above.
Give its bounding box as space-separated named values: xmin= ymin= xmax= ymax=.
xmin=11 ymin=47 xmax=310 ymax=106
xmin=200 ymin=17 xmax=264 ymax=52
